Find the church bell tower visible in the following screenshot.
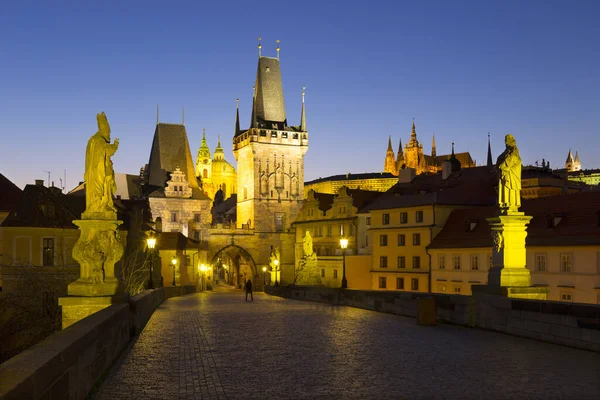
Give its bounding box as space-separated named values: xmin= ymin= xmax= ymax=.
xmin=233 ymin=43 xmax=308 ymax=232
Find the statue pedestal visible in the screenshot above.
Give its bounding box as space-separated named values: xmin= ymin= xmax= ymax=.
xmin=58 ymin=294 xmax=128 ymax=329
xmin=60 ymin=218 xmax=126 ymax=328
xmin=483 ymin=212 xmax=548 ymax=300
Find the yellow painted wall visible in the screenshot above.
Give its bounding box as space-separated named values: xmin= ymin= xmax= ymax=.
xmin=346 ymin=255 xmax=371 ymax=290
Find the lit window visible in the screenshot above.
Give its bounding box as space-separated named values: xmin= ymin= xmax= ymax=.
xmin=340 ymin=224 xmax=345 ymax=236
xmin=400 ymin=212 xmax=408 ymax=224
xmin=416 ymin=211 xmax=423 ymax=223
xmin=194 ymin=213 xmax=200 ymax=222
xmin=43 ymin=238 xmax=54 ymax=266
xmin=413 ymin=256 xmax=420 ymax=269
xmin=453 ymin=255 xmax=461 ymax=270
xmin=379 ymin=277 xmax=387 ymax=289
xmin=396 ymin=277 xmax=404 ymax=290
xmin=398 ymin=234 xmax=406 ymax=246
xmin=439 ymin=255 xmax=446 ymax=269
xmin=413 ymin=233 xmax=420 ymax=246
xmin=380 ymin=256 xmax=388 ymax=268
xmin=397 ymin=256 xmax=406 ymax=268
xmin=471 ymin=255 xmax=479 ymax=271
xmin=171 ymin=212 xmax=177 ymax=222
xmin=536 ymin=253 xmax=547 ymax=272
xmin=438 ymin=283 xmax=447 ymax=293
xmin=380 ymin=234 xmax=388 ymax=246
xmin=560 ymin=253 xmax=573 ymax=273
xmin=411 ymin=278 xmax=419 ymax=291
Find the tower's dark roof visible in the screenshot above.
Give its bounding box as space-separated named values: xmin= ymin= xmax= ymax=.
xmin=147 ymin=123 xmax=199 ymax=190
xmin=0 ymin=173 xmax=22 ymax=212
xmin=254 ymin=57 xmax=286 ymax=124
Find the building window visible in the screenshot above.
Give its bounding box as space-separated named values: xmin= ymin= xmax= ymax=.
xmin=327 ymin=225 xmax=332 ymax=236
xmin=400 ymin=212 xmax=408 ymax=224
xmin=416 ymin=210 xmax=423 ymax=223
xmin=413 ymin=256 xmax=421 ymax=269
xmin=275 ymin=213 xmax=285 ymax=231
xmin=439 ymin=255 xmax=446 ymax=269
xmin=411 ymin=278 xmax=419 ymax=291
xmin=350 ymin=225 xmax=355 ymax=235
xmin=398 ymin=256 xmax=406 ymax=268
xmin=333 ymin=270 xmax=338 ymax=279
xmin=185 ymin=255 xmax=191 ymax=266
xmin=321 ymin=269 xmax=325 ymax=277
xmin=396 ymin=277 xmax=404 ymax=290
xmin=488 ymin=254 xmax=493 ymax=269
xmin=379 ymin=277 xmax=387 ymax=289
xmin=382 ymin=213 xmax=390 ymax=225
xmin=203 ymin=169 xmax=208 ymax=179
xmin=380 ymin=234 xmax=388 ymax=246
xmin=193 ymin=231 xmax=200 ymax=240
xmin=413 ymin=233 xmax=420 ymax=246
xmin=438 ymin=284 xmax=447 ymax=292
xmin=171 ymin=212 xmax=177 ymax=222
xmin=560 ymin=253 xmax=573 ymax=273
xmin=42 ymin=238 xmax=54 ymax=266
xmin=454 ymin=286 xmax=462 ymax=294
xmin=398 ymin=234 xmax=406 ymax=246
xmin=366 ymin=217 xmax=371 ymax=226
xmin=471 ymin=255 xmax=479 ymax=271
xmin=365 ymin=235 xmax=368 ymax=246
xmin=535 ymin=253 xmax=547 ymax=272
xmin=453 ymin=255 xmax=461 ymax=270
xmin=380 ymin=256 xmax=388 ymax=268
xmin=244 ymin=187 xmax=248 ymax=200
xmin=560 ymin=292 xmax=573 ymax=302
xmin=340 ymin=224 xmax=345 ymax=236
xmin=194 ymin=213 xmax=200 ymax=223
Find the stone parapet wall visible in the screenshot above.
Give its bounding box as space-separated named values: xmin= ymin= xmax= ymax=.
xmin=0 ymin=285 xmax=196 ymax=400
xmin=265 ymin=286 xmax=600 ymax=352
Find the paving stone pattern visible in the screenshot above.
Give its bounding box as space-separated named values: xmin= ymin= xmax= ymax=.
xmin=92 ymin=291 xmax=600 ymax=400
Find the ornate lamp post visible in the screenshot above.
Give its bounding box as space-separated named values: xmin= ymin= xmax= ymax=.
xmin=340 ymin=238 xmax=348 ymax=289
xmin=262 ymin=266 xmax=267 ymax=287
xmin=200 ymin=264 xmax=207 ymax=291
xmin=146 ymin=235 xmax=157 ymax=289
xmin=171 ymin=256 xmax=177 ymax=286
xmin=274 ymin=259 xmax=280 ymax=286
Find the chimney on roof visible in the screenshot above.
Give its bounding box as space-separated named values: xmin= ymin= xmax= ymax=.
xmin=35 ymin=179 xmax=44 ymax=187
xmin=398 ymin=167 xmax=416 ymax=183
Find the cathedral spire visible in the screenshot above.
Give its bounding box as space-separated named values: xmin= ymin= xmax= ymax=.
xmin=566 ymin=149 xmax=573 ymax=163
xmin=431 ymin=134 xmax=436 ymax=158
xmin=250 ymin=86 xmax=257 ymax=128
xmin=235 ymin=98 xmax=241 ymax=137
xmin=387 ymin=136 xmax=393 ymax=152
xmin=574 ymin=151 xmax=580 ymax=163
xmin=397 ymin=138 xmax=403 ymax=159
xmin=486 ymin=133 xmax=493 ymax=168
xmin=409 ymin=118 xmax=418 ymax=146
xmin=300 ymin=87 xmax=306 ymax=131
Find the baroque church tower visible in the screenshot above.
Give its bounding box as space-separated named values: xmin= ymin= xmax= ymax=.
xmin=233 ymin=44 xmax=308 ymax=231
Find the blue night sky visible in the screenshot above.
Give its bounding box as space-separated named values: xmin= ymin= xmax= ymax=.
xmin=1 ymin=0 xmax=598 ymax=190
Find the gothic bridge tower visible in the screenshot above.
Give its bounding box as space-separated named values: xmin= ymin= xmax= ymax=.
xmin=233 ymin=49 xmax=308 ymax=233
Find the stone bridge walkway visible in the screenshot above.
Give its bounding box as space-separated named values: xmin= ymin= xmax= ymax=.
xmin=92 ymin=291 xmax=600 ymax=400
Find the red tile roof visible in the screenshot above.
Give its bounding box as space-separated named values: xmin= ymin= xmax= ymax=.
xmin=429 ymin=192 xmax=600 ymax=249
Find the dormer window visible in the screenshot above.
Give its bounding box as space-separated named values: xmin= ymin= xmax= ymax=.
xmin=546 ymin=214 xmax=564 ymax=229
xmin=467 ymin=219 xmax=478 ymax=232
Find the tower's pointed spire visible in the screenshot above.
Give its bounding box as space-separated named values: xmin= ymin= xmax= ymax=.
xmin=198 ymin=128 xmax=211 ymax=160
xmin=387 ymin=136 xmax=393 ymax=152
xmin=574 ymin=151 xmax=580 ymax=163
xmin=300 ymin=87 xmax=307 ymax=131
xmin=566 ymin=149 xmax=573 ymax=163
xmin=451 ymin=142 xmax=455 ymax=157
xmin=431 ymin=134 xmax=437 ymax=158
xmin=409 ymin=118 xmax=418 ymax=145
xmin=487 ymin=133 xmax=493 ymax=168
xmin=397 ymin=138 xmax=403 ymax=159
xmin=235 ymin=98 xmax=241 ymax=137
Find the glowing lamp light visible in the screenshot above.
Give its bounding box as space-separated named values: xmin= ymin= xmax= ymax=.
xmin=200 ymin=264 xmax=207 ymax=272
xmin=274 ymin=259 xmax=279 ymax=267
xmin=147 ymin=236 xmax=156 ymax=250
xmin=262 ymin=266 xmax=267 ymax=272
xmin=340 ymin=238 xmax=349 ymax=250
xmin=171 ymin=256 xmax=177 ymax=265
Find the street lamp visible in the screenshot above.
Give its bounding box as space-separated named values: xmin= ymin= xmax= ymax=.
xmin=262 ymin=266 xmax=267 ymax=286
xmin=146 ymin=234 xmax=157 ymax=289
xmin=274 ymin=259 xmax=280 ymax=286
xmin=200 ymin=264 xmax=207 ymax=291
xmin=171 ymin=256 xmax=177 ymax=286
xmin=340 ymin=238 xmax=348 ymax=289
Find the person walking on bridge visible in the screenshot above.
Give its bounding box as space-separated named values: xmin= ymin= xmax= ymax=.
xmin=245 ymin=279 xmax=253 ymax=302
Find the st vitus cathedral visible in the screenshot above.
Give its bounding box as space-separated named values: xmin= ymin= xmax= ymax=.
xmin=384 ymin=120 xmax=476 ymax=175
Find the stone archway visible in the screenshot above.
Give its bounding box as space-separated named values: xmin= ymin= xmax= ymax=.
xmin=210 ymin=244 xmax=265 ymax=290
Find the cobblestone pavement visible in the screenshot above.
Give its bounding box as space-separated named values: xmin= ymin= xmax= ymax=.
xmin=92 ymin=291 xmax=600 ymax=400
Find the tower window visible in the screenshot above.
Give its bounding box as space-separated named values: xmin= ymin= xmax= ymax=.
xmin=203 ymin=169 xmax=208 ymax=179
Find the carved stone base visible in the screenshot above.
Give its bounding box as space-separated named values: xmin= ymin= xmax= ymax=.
xmin=58 ymin=294 xmax=128 ymax=329
xmin=67 ymin=278 xmax=124 ymax=296
xmin=487 ymin=266 xmax=531 ymax=287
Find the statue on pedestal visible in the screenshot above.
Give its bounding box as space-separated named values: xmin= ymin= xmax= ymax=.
xmin=294 ymin=230 xmax=322 ymax=285
xmin=496 ymin=134 xmax=521 ymax=214
xmin=83 ymin=112 xmax=119 ymax=220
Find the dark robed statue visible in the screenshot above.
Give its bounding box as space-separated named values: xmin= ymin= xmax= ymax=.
xmin=496 ymin=134 xmax=521 ymax=213
xmin=83 ymin=112 xmax=119 ymax=219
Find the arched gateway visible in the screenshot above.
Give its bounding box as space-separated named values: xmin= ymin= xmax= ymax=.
xmin=210 ymin=244 xmax=265 ymax=290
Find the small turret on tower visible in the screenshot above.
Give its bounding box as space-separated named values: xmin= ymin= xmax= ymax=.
xmin=300 ymin=87 xmax=306 ymax=132
xmin=431 ymin=134 xmax=436 ymax=158
xmin=487 ymin=133 xmax=493 ymax=168
xmin=565 ymin=149 xmax=575 ymax=171
xmin=384 ymin=136 xmax=397 ymax=175
xmin=573 ymin=151 xmax=582 ymax=171
xmin=234 ymin=98 xmax=241 ymax=137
